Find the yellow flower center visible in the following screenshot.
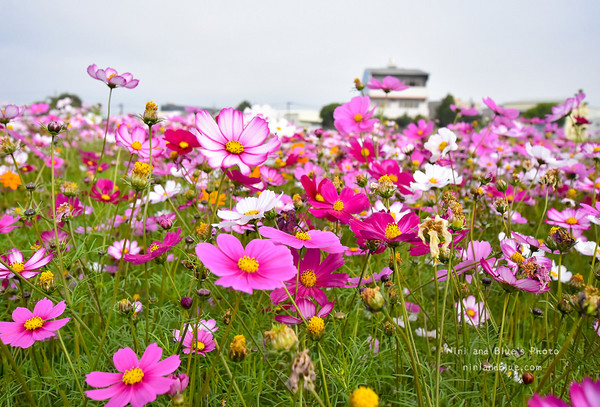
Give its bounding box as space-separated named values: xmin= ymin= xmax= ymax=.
xmin=594 ymin=146 xmax=600 ymax=153
xmin=11 ymin=262 xmax=25 ymax=273
xmin=510 ymin=251 xmax=525 ymax=265
xmin=412 ymin=160 xmax=420 ymax=166
xmin=101 ymin=194 xmax=111 ymax=201
xmin=429 ymin=178 xmax=438 ymax=184
xmin=506 ymin=195 xmax=514 ymax=202
xmin=194 ymin=340 xmax=206 ymax=352
xmin=170 ymin=151 xmax=179 ymax=159
xmin=179 ymin=141 xmax=189 ymax=149
xmin=225 ymin=140 xmax=244 ymax=154
xmin=361 ymin=148 xmax=370 ymax=157
xmin=108 ymin=73 xmax=117 ymax=80
xmin=350 ymin=386 xmax=379 ymax=407
xmin=333 ymin=200 xmax=344 ymax=211
xmin=307 ymin=316 xmax=325 ymax=336
xmin=243 ymin=210 xmax=260 ymax=215
xmin=301 ymin=270 xmax=317 ymax=288
xmin=40 ymin=271 xmax=54 ymax=283
xmin=385 ymin=223 xmax=402 ymax=240
xmin=133 ymin=162 xmax=152 ymax=177
xmin=438 ymin=141 xmax=448 ymax=151
xmin=122 ymin=367 xmax=144 ymax=385
xmin=149 ymin=243 xmax=160 ymax=253
xmin=315 ymin=193 xmax=325 ymax=202
xmin=467 ymin=309 xmax=476 ymax=318
xmin=295 ymin=231 xmax=311 ymax=241
xmin=24 ymin=316 xmax=44 ymax=331
xmin=565 ymin=217 xmax=578 ymax=225
xmin=354 ymin=113 xmax=363 ymax=123
xmin=417 ymin=130 xmax=423 ymax=135
xmin=131 ymin=141 xmax=142 ymax=150
xmin=238 ymin=256 xmax=259 ymax=273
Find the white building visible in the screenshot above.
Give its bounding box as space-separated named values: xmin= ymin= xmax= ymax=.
xmin=363 ymin=63 xmax=429 ymax=119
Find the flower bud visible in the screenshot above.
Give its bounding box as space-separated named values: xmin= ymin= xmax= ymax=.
xmin=495 ymin=179 xmax=508 ymax=193
xmin=196 ymin=288 xmax=211 ymax=298
xmin=401 ymin=144 xmax=415 ymax=155
xmin=354 ymin=78 xmax=365 ymax=91
xmin=264 ymin=324 xmax=298 ymax=351
xmin=360 ymin=286 xmax=385 ymax=312
xmin=532 ymin=308 xmax=543 ymax=317
xmin=0 ymin=136 xmax=18 ymax=156
xmin=494 ymin=198 xmax=509 ymax=214
xmin=47 ymin=120 xmax=67 ymax=136
xmin=141 ymin=101 xmax=160 ymax=126
xmin=26 ymin=182 xmax=36 ymax=191
xmin=522 ymin=372 xmax=535 ymax=385
xmin=180 ymin=296 xmax=193 ymax=309
xmin=38 ymin=270 xmax=56 ymax=293
xmin=167 ymin=373 xmax=189 ymax=397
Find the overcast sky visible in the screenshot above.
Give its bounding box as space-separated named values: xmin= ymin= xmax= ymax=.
xmin=2 ymin=0 xmax=599 ymax=114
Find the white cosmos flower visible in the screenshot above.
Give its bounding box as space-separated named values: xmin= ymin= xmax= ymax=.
xmin=148 ymin=180 xmax=183 ymax=204
xmin=525 ymin=143 xmax=577 ymax=169
xmin=550 ymin=262 xmax=572 ymax=282
xmin=411 ymin=163 xmax=462 ymax=191
xmin=423 ymin=128 xmax=458 ymax=162
xmin=215 ymin=190 xmax=280 ymax=228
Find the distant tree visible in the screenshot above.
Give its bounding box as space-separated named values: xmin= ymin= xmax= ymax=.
xmin=48 ymin=92 xmax=82 ymax=109
xmin=435 ymin=94 xmax=456 ymax=127
xmin=523 ymin=102 xmax=565 ymax=126
xmin=394 ymin=114 xmax=413 ymax=129
xmin=236 ymin=100 xmax=252 ymax=112
xmin=319 ymin=103 xmax=341 ymax=129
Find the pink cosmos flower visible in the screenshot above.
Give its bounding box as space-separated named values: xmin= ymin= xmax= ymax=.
xmin=480 ymin=260 xmax=550 ymax=294
xmin=366 ymin=76 xmax=409 ymax=93
xmin=404 ymin=119 xmax=434 ymax=140
xmin=450 ymin=104 xmax=479 ymax=116
xmin=53 ymin=193 xmax=84 ymax=222
xmin=260 ymin=166 xmax=285 ymax=186
xmin=0 ymin=105 xmax=26 ymax=123
xmin=528 ymin=377 xmax=600 ymax=407
xmin=193 ymin=107 xmax=280 ymax=175
xmin=87 ymin=64 xmax=139 ymax=89
xmin=546 ymin=208 xmax=591 ymax=231
xmin=0 ymin=248 xmax=53 ymax=280
xmin=545 ymin=92 xmax=586 ymax=122
xmin=85 ymin=343 xmax=181 ymax=407
xmin=347 ymin=266 xmax=393 ymax=287
xmin=179 ymin=329 xmax=216 ymax=356
xmin=333 ymin=96 xmax=378 ymax=136
xmin=90 ymin=179 xmax=121 ymax=204
xmin=195 ymin=234 xmax=296 ymax=294
xmin=167 ymin=374 xmax=189 ymax=397
xmin=226 ymin=169 xmax=265 ymax=192
xmin=0 ymin=214 xmax=20 ymax=233
xmin=347 ymin=136 xmax=379 ymax=163
xmin=0 ymin=298 xmax=69 ymax=349
xmin=123 ymin=229 xmax=182 ymax=265
xmin=437 ymin=240 xmax=495 ymax=283
xmin=270 ymin=248 xmax=348 ymax=305
xmin=456 ymin=296 xmax=488 ymax=327
xmin=275 ymin=297 xmax=335 ymax=325
xmin=116 ymin=125 xmax=164 ymax=159
xmin=258 ymin=226 xmax=346 ymax=253
xmin=108 ymin=239 xmax=141 ymax=260
xmin=307 ymin=178 xmax=370 ymax=224
xmin=482 ymin=97 xmax=519 ymax=119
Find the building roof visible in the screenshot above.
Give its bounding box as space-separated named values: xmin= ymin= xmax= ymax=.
xmin=365 ymin=67 xmax=429 ymax=77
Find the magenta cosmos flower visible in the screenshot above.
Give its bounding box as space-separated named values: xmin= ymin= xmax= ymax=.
xmin=270 ymin=248 xmax=348 ymax=305
xmin=482 ymin=97 xmax=519 ymax=119
xmin=368 ymin=159 xmax=414 ymax=195
xmin=307 ymin=178 xmax=370 ymax=224
xmin=91 ymin=179 xmax=121 ymax=205
xmin=124 ymin=229 xmax=183 ymax=265
xmin=179 ymin=329 xmax=216 ymax=356
xmin=366 ymin=76 xmax=409 ymax=93
xmin=546 ymin=208 xmax=591 ymax=231
xmin=87 ymin=64 xmax=139 ymax=89
xmin=333 ymin=96 xmax=378 ymax=136
xmin=528 ymin=377 xmax=600 ymax=407
xmin=480 ymin=260 xmax=550 ymax=295
xmin=195 ymin=234 xmax=296 ymax=294
xmin=0 ymin=248 xmax=53 ymax=280
xmin=258 ymin=226 xmax=346 ymax=253
xmin=193 ymin=107 xmax=280 ymax=175
xmin=85 ymin=343 xmax=181 ymax=407
xmin=350 ymin=211 xmax=420 ymax=253
xmin=0 ymin=298 xmax=69 ymax=349
xmin=164 ymin=128 xmax=200 ymax=159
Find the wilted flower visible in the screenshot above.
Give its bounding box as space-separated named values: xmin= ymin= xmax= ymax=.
xmin=229 ymin=334 xmax=248 ymax=362
xmin=286 ymin=349 xmax=316 ymax=393
xmin=417 ymin=215 xmax=453 ymax=262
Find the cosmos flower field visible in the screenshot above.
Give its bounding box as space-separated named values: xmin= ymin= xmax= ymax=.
xmin=0 ymin=65 xmax=599 ymax=406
